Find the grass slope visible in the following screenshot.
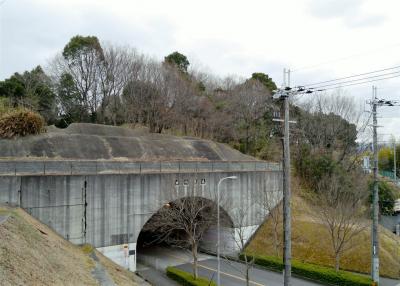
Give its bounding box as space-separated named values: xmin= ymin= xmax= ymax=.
xmin=246 ymin=194 xmax=400 ymax=279
xmin=0 ymin=206 xmax=146 ymax=286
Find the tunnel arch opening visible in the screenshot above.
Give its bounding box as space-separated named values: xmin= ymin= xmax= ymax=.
xmin=136 ymin=196 xmax=234 ymax=270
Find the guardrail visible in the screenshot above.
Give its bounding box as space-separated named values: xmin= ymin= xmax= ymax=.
xmin=0 ymin=160 xmax=282 ymax=176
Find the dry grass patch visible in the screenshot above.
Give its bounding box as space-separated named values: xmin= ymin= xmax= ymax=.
xmin=0 ymin=206 xmax=145 ymax=286
xmin=246 ymin=195 xmax=400 ymax=279
xmin=0 ymin=109 xmax=45 ymax=138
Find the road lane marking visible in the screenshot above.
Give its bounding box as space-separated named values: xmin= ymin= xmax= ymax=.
xmin=163 ymin=251 xmax=266 ymax=286
xmin=197 ymin=262 xmax=266 ymax=286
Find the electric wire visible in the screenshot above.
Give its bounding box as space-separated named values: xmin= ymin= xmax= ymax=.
xmin=320 ymin=74 xmax=400 ymax=91
xmin=305 ymin=70 xmax=400 ymax=90
xmin=303 ymin=65 xmax=400 ymax=88
xmin=291 ymin=73 xmax=400 ymax=94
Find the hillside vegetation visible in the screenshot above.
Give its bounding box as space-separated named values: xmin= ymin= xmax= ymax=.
xmin=0 ymin=206 xmax=147 ymax=286
xmin=246 ymin=193 xmax=400 ymax=279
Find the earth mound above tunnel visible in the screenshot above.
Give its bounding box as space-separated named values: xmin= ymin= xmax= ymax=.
xmin=0 ymin=123 xmax=256 ymax=161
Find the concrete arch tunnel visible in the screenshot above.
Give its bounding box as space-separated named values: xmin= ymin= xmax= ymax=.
xmin=0 ymin=124 xmax=283 ymax=272
xmin=136 ymin=196 xmax=235 ymax=269
xmin=0 ymin=163 xmax=282 ymax=271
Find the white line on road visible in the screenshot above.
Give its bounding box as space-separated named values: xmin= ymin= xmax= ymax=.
xmin=163 ymin=252 xmax=266 ymax=286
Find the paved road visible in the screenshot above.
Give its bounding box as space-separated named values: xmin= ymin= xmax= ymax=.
xmin=381 ymin=277 xmax=400 ymax=286
xmin=138 ymin=247 xmax=400 ymax=285
xmin=138 ymin=247 xmax=322 ymax=285
xmin=176 ymin=258 xmax=321 ymax=286
xmin=176 ymin=259 xmax=400 ymax=286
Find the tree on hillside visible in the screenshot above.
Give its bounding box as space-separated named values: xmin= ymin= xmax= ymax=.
xmin=56 ymin=72 xmax=84 ymax=126
xmin=378 ymin=142 xmax=400 ymax=178
xmin=379 ymin=147 xmax=394 ymax=173
xmin=164 ymin=51 xmax=190 ymax=73
xmin=251 ymin=72 xmax=277 ymax=92
xmin=56 ymin=35 xmax=105 ymax=122
xmin=313 ymin=172 xmax=368 ymax=272
xmin=0 ymin=66 xmax=56 ymax=123
xmin=228 ymin=79 xmax=273 ymax=154
xmin=122 ymin=60 xmax=172 ymax=133
xmin=369 ymin=180 xmax=398 ymax=215
xmin=0 ymin=74 xmax=25 ymax=105
xmin=98 ymin=44 xmax=143 ymax=125
xmin=296 ymin=92 xmax=360 ymax=152
xmin=293 ymin=92 xmax=360 ymax=178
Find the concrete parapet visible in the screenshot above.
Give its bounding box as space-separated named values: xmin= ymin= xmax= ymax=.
xmin=0 ymin=160 xmax=282 ymax=176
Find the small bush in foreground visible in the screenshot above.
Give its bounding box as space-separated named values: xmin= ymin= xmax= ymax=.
xmin=240 ymin=254 xmax=373 ymax=286
xmin=166 ymin=266 xmax=217 ymax=286
xmin=81 ymin=244 xmax=94 ymax=254
xmin=0 ymin=109 xmax=45 ymax=138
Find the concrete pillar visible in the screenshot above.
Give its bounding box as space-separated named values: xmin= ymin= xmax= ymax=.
xmin=128 ymin=242 xmax=137 ymax=271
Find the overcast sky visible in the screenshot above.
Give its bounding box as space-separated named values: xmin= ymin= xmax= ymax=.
xmin=1 ymin=0 xmax=400 ymax=141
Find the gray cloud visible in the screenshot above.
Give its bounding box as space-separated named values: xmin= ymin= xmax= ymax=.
xmin=308 ymin=0 xmax=385 ymax=28
xmin=0 ymin=0 xmax=177 ymax=79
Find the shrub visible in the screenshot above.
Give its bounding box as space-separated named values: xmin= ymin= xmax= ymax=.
xmin=240 ymin=254 xmax=373 ymax=286
xmin=166 ymin=266 xmax=217 ymax=286
xmin=0 ymin=109 xmax=45 ymax=138
xmin=81 ymin=244 xmax=94 ymax=254
xmin=369 ymin=180 xmax=398 ymax=215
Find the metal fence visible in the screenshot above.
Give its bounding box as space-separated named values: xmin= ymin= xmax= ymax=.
xmin=0 ymin=160 xmax=282 ymax=176
xmin=379 ymin=170 xmax=396 ymax=180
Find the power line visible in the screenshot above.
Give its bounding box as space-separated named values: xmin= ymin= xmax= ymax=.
xmin=320 ymin=74 xmax=400 ymax=91
xmin=291 ymin=73 xmax=400 ymax=94
xmin=279 ymin=65 xmax=400 ymax=96
xmin=303 ymin=65 xmax=400 ymax=87
xmin=307 ymin=70 xmax=400 ymax=90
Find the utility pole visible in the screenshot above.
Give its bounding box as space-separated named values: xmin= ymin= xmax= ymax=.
xmin=394 ymin=137 xmax=397 ymax=183
xmin=282 ymin=68 xmax=292 ymax=286
xmin=371 ymin=85 xmax=379 ymax=284
xmin=273 ymin=69 xmax=312 ymax=286
xmin=368 ymin=87 xmax=399 ymax=284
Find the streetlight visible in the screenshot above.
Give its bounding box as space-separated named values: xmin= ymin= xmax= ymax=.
xmin=217 ymin=175 xmax=237 ymax=286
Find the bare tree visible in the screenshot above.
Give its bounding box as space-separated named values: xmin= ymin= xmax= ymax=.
xmin=295 ymin=90 xmax=362 ymax=162
xmin=98 ymin=44 xmax=143 ymax=125
xmin=312 ymin=172 xmax=368 ymax=271
xmin=141 ymin=195 xmax=218 ymax=279
xmin=228 ymin=79 xmax=272 ymax=154
xmin=228 ymin=208 xmax=256 ymax=286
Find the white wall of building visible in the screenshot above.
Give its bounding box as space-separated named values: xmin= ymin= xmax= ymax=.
xmin=97 ymin=242 xmax=137 ymax=271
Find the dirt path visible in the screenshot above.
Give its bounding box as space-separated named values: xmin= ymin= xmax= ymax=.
xmin=0 ymin=215 xmax=8 ymax=224
xmin=90 ymin=252 xmax=116 ymax=286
